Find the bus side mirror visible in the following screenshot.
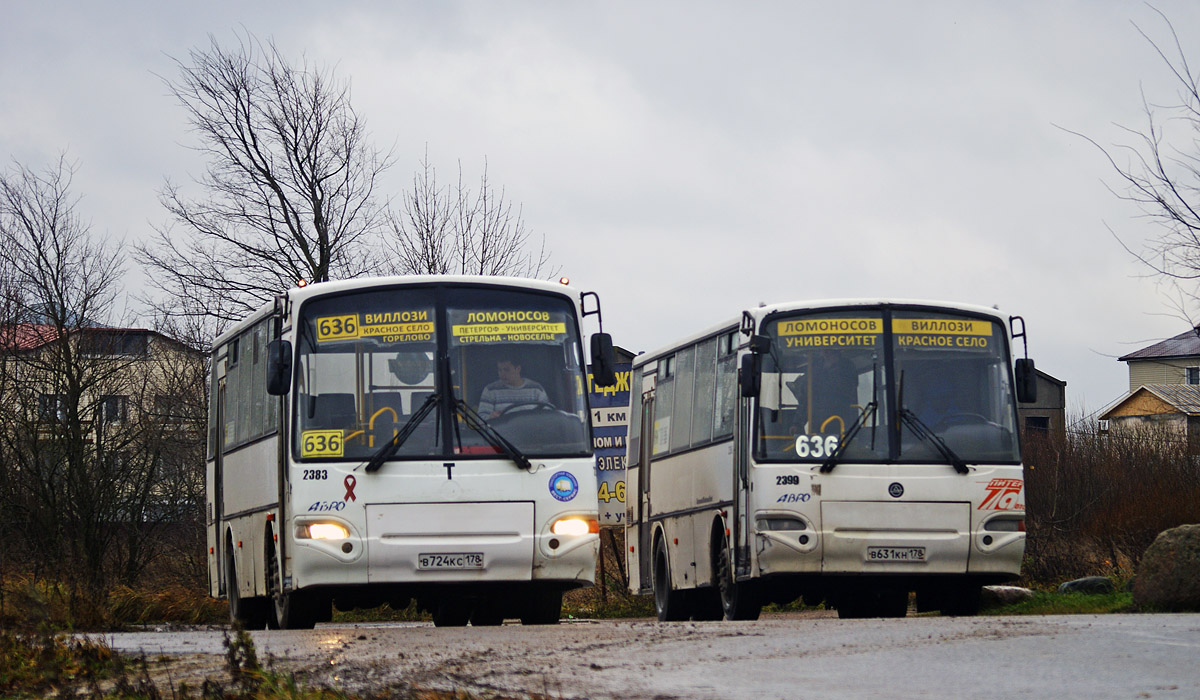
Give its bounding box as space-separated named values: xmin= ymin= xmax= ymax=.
xmin=266 ymin=339 xmax=293 ymax=396
xmin=740 ymin=353 xmax=760 ymax=398
xmin=1015 ymin=358 xmax=1037 ymax=404
xmin=591 ymin=333 xmax=617 ymax=388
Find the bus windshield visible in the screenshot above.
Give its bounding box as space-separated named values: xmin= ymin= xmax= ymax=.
xmin=755 ymin=308 xmax=1019 ymax=465
xmin=293 ymin=286 xmax=590 ymax=463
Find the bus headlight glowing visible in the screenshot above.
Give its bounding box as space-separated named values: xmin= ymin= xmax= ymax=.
xmin=299 ymin=523 xmax=350 ymax=540
xmin=551 ymin=516 xmax=598 ymax=536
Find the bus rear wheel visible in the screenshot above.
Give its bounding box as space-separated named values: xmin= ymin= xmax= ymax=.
xmin=226 ymin=546 xmax=268 ymax=629
xmin=653 ymin=540 xmax=691 ymax=621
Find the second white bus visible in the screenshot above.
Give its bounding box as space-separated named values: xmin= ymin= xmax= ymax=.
xmin=625 ymin=299 xmax=1035 ymax=619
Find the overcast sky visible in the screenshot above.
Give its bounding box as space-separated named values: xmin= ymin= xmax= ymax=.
xmin=4 ymin=1 xmax=1200 ymax=418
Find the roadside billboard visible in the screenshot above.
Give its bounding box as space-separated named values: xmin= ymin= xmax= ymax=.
xmin=588 ymin=362 xmax=632 ymax=526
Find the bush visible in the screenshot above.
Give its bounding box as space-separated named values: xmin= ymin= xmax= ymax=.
xmin=1021 ymin=419 xmax=1200 ymax=586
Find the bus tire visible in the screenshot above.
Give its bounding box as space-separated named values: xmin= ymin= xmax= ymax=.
xmin=520 ymin=588 xmax=562 ymax=625
xmin=713 ymin=533 xmax=761 ymax=621
xmin=226 ymin=545 xmax=268 ymax=629
xmin=653 ymin=539 xmax=691 ymax=621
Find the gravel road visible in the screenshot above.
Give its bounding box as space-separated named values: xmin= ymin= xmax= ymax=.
xmin=105 ymin=612 xmax=1200 ymax=699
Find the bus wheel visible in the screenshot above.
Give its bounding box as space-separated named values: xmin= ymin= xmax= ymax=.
xmin=226 ymin=546 xmax=268 ymax=629
xmin=520 ymin=588 xmax=562 ymax=625
xmin=432 ymin=598 xmax=471 ymax=627
xmin=653 ymin=541 xmax=691 ymax=621
xmin=714 ymin=534 xmax=761 ymax=621
xmin=268 ymin=546 xmax=321 ymax=630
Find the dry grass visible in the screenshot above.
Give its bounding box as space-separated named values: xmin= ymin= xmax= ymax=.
xmin=0 ymin=575 xmax=226 ymax=631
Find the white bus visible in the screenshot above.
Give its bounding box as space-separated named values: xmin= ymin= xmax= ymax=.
xmin=625 ymin=300 xmax=1035 ymax=620
xmin=207 ymin=275 xmax=616 ymax=628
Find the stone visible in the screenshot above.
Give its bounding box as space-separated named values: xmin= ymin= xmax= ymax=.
xmin=1057 ymin=576 xmax=1115 ymax=595
xmin=981 ymin=585 xmax=1034 ymax=607
xmin=1132 ymin=524 xmax=1200 ymax=612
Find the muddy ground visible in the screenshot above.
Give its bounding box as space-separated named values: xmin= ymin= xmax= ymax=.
xmin=106 ymin=611 xmax=1200 ymax=700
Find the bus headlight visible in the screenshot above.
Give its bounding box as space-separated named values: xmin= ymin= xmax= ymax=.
xmin=297 ymin=522 xmax=350 ymax=540
xmin=551 ymin=516 xmax=599 ymax=536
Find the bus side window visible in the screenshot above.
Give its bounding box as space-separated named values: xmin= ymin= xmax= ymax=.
xmin=653 ymin=357 xmax=675 ymax=456
xmin=714 ymin=332 xmax=738 ymax=439
xmin=691 ymin=337 xmax=717 ymax=446
xmin=627 ymin=366 xmax=644 ymax=468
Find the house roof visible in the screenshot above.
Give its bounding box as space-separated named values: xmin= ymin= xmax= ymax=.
xmin=0 ymin=324 xmax=62 ymax=351
xmin=0 ymin=324 xmax=178 ymax=353
xmin=1035 ymin=368 xmax=1066 ymax=386
xmin=1118 ymin=327 xmax=1200 ymax=361
xmin=1099 ymin=383 xmax=1200 ymax=419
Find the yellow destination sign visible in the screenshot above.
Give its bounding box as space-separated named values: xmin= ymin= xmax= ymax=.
xmin=892 ymin=319 xmax=992 ymax=336
xmin=776 ymin=318 xmax=882 ymax=336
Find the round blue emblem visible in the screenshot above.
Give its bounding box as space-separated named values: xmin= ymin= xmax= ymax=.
xmin=550 ymin=471 xmax=578 ymax=502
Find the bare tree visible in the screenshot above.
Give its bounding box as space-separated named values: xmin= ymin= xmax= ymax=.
xmin=1070 ymin=9 xmax=1200 ymax=322
xmin=139 ymin=32 xmax=394 ymax=327
xmin=387 ymin=151 xmax=556 ymax=278
xmin=0 ymin=157 xmax=207 ymax=622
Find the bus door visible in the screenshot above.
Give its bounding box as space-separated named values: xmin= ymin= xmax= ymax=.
xmin=636 ymin=387 xmax=655 ymax=592
xmin=211 ymin=378 xmax=227 ymax=594
xmin=733 ymin=377 xmax=753 ymax=577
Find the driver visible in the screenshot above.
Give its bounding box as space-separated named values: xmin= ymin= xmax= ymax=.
xmin=478 ymin=358 xmax=550 ymax=418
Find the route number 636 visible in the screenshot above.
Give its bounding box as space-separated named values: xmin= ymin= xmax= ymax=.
xmin=316 ymin=314 xmax=359 ymax=341
xmin=302 ymin=430 xmax=344 ymax=458
xmin=795 ymin=434 xmax=839 ymax=459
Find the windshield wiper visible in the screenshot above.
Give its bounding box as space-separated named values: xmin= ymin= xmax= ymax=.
xmin=820 ymin=400 xmax=877 ymax=473
xmin=451 ymin=399 xmax=533 ymax=471
xmin=898 ymin=408 xmax=969 ymax=474
xmin=362 ymin=393 xmax=439 ymax=473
